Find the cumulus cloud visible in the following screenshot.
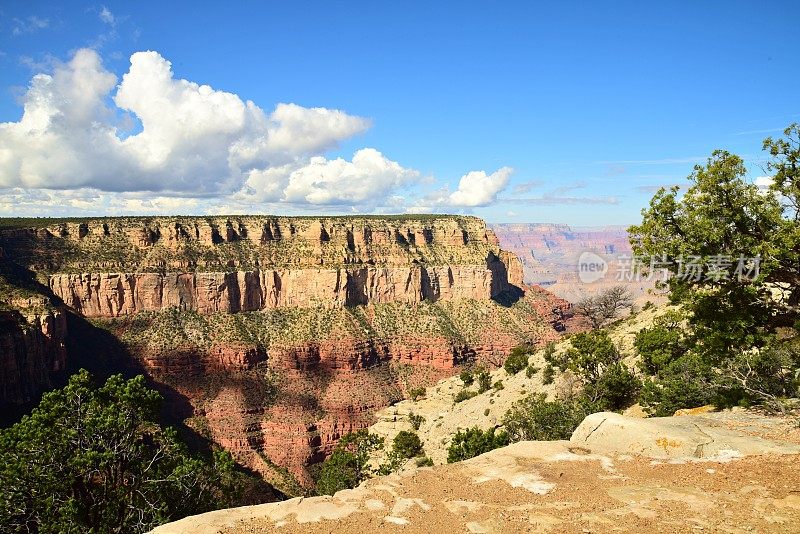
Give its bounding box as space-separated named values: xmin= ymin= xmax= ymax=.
xmin=0 ymin=48 xmax=514 ymax=215
xmin=0 ymin=48 xmax=379 ymax=200
xmin=281 ymin=148 xmax=418 ymax=205
xmin=754 ymin=176 xmax=773 ymax=189
xmin=448 ymin=167 xmax=512 ymax=207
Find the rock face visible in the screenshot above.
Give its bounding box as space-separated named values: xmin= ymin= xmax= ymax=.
xmin=152 ymin=412 xmax=800 ymax=534
xmin=48 ymin=264 xmax=511 ymax=317
xmin=0 ymin=215 xmax=573 ymax=489
xmin=0 ymin=307 xmax=67 ymax=412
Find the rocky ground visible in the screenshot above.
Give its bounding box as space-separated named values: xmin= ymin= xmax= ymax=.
xmin=152 ymin=410 xmax=800 ymax=533
xmin=369 ymin=306 xmax=665 ymax=465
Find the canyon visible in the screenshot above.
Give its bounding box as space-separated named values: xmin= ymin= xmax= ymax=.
xmin=490 ymin=223 xmax=658 ymax=303
xmin=0 ymin=216 xmax=574 ymax=489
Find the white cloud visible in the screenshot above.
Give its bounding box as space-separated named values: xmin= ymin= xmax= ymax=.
xmin=281 ymin=148 xmax=419 ymax=205
xmin=99 ymin=6 xmax=116 ymax=26
xmin=0 ymin=48 xmax=514 ymax=215
xmin=448 ymin=167 xmax=512 ymax=206
xmin=0 ymin=187 xmax=206 ymax=217
xmin=755 ymin=176 xmax=773 ymax=189
xmin=12 ymin=16 xmax=49 ymax=35
xmin=0 ymin=48 xmax=377 ymax=200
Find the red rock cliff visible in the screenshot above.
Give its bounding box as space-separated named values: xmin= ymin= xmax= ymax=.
xmin=0 ymin=215 xmax=569 ymax=490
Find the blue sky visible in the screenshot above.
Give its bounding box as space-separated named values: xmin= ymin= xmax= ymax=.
xmin=0 ymin=1 xmax=798 ymax=224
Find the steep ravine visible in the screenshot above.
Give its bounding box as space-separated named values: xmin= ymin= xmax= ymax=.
xmin=0 ymin=216 xmax=576 ymax=488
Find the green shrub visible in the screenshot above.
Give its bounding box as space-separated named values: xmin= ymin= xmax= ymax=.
xmin=415 ymin=456 xmax=434 ymax=467
xmin=502 ymin=394 xmax=587 ymax=442
xmin=492 ymin=380 xmax=504 ymax=391
xmin=392 ymin=431 xmax=424 ymax=459
xmin=525 ymin=364 xmax=539 ymax=378
xmin=503 ymin=346 xmax=530 ymax=375
xmin=454 ymin=389 xmax=478 ymax=403
xmin=542 ymin=365 xmax=555 ymax=385
xmin=563 ymin=330 xmax=621 ymax=382
xmin=639 ymin=354 xmax=716 ymax=416
xmin=409 ymin=387 xmax=426 ymax=401
xmin=447 ymin=427 xmax=509 ymax=463
xmin=543 ymin=329 xmax=640 ymax=411
xmin=714 ymin=340 xmax=800 ymax=413
xmin=634 ymin=311 xmax=687 ymax=374
xmin=587 ymin=363 xmax=642 ymax=411
xmin=408 ymin=413 xmax=425 ymax=430
xmin=459 ymin=368 xmax=474 ymax=386
xmin=0 ymin=370 xmax=240 ymax=532
xmin=475 ymin=366 xmax=491 ymax=393
xmin=317 ymin=430 xmax=384 ymax=495
xmin=317 ymin=449 xmax=360 ymax=495
xmin=483 ymin=408 xmax=490 ymax=416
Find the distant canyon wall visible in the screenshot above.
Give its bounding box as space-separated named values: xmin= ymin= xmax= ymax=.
xmin=491 ymin=223 xmax=656 ymax=303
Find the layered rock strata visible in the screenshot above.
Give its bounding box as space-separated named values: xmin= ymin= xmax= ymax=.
xmin=0 ymin=216 xmax=572 ymax=487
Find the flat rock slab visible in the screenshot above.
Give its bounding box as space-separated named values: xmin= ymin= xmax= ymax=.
xmin=571 ymin=411 xmax=800 ymax=460
xmin=151 ymin=446 xmax=800 ymax=533
xmin=152 ymin=412 xmax=800 ymax=533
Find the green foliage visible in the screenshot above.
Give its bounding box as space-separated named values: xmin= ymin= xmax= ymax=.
xmin=475 ymin=366 xmax=491 ymax=393
xmin=454 ymin=389 xmax=478 ymax=403
xmin=316 ymin=430 xmax=384 ymax=496
xmin=503 ymin=394 xmax=588 ymax=442
xmin=408 ymin=413 xmax=425 ymax=431
xmin=525 ymin=364 xmax=539 ymax=378
xmin=542 ymin=365 xmax=555 ymax=385
xmin=392 ymin=431 xmax=424 ymax=460
xmin=714 ymin=339 xmax=800 ymax=413
xmin=562 ymin=330 xmax=621 ymax=382
xmin=639 ymin=354 xmax=716 ymax=416
xmin=0 ymin=370 xmax=237 ymax=533
xmin=629 ymin=126 xmax=800 ymax=413
xmin=587 ymin=363 xmax=642 ymax=411
xmin=634 ymin=311 xmax=687 ymax=374
xmin=503 ymin=345 xmax=531 ymax=375
xmin=492 ymin=380 xmax=504 ymax=391
xmin=447 ymin=427 xmax=509 ymax=463
xmin=415 ymin=456 xmax=434 ymax=467
xmin=544 ymin=330 xmax=640 ymax=411
xmin=459 ymin=368 xmax=474 ymax=386
xmin=630 ymin=132 xmax=799 ymax=357
xmin=408 ymin=387 xmax=426 ymax=401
